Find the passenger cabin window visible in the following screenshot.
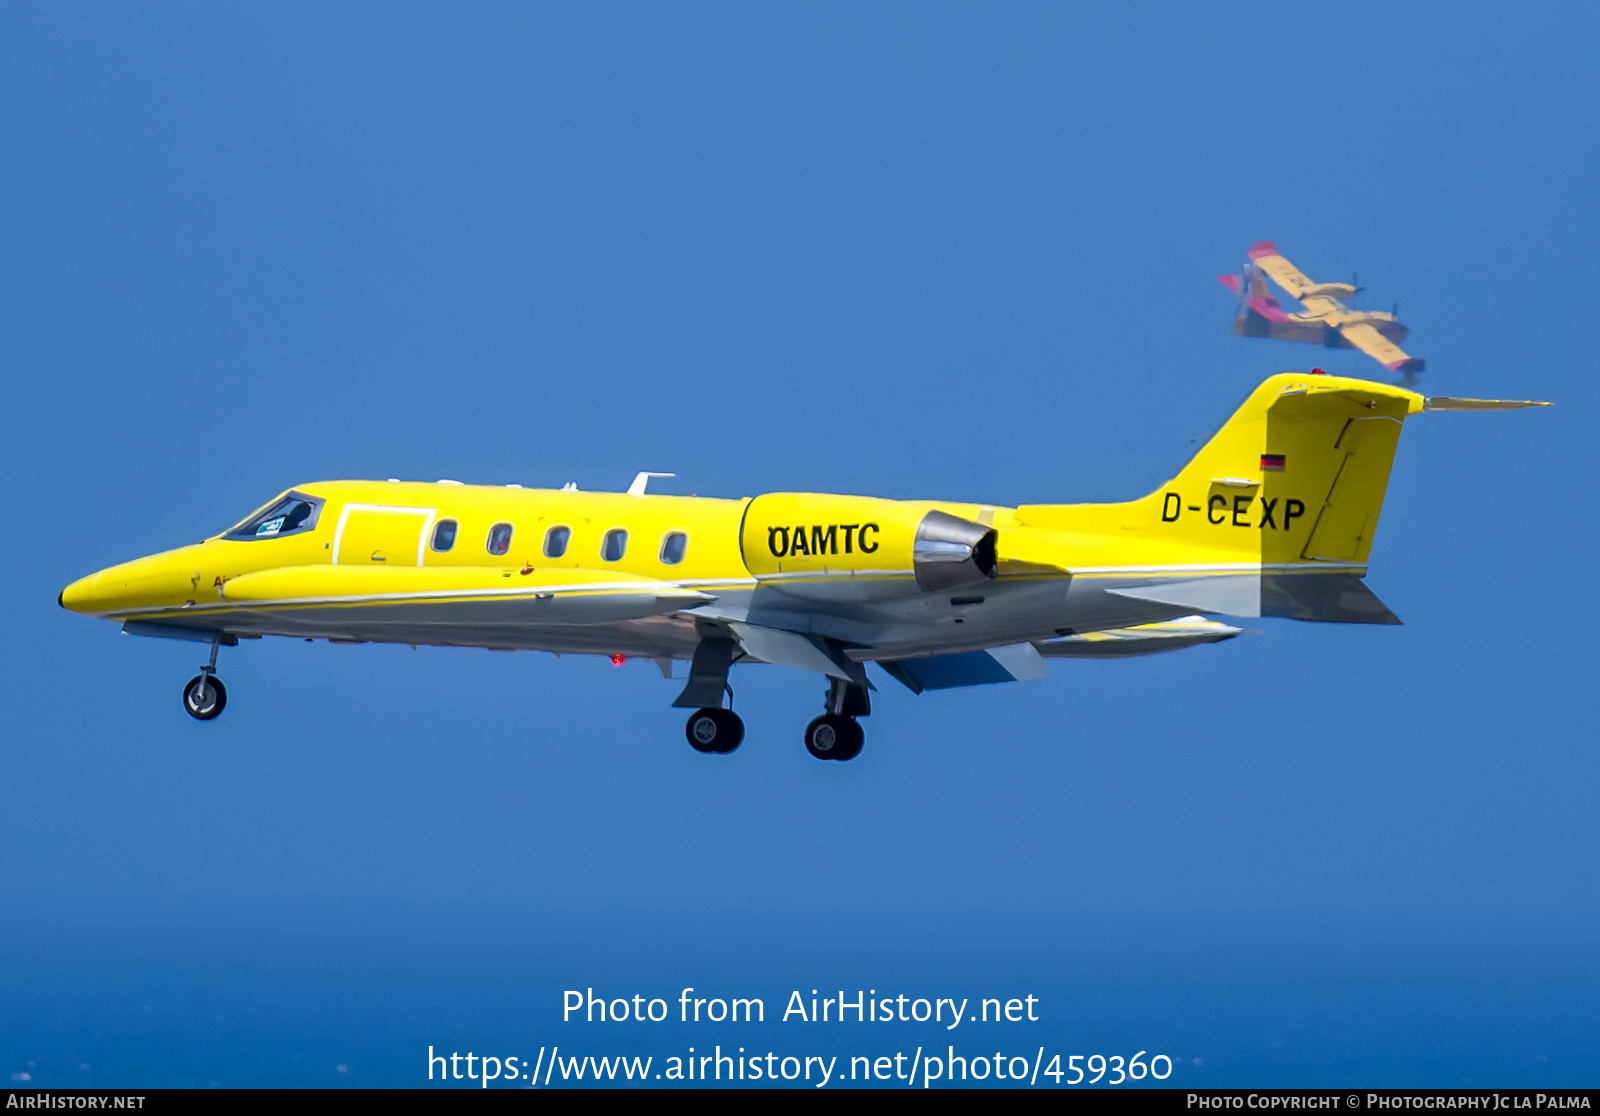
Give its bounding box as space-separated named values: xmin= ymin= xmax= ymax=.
xmin=224 ymin=493 xmax=323 ymax=540
xmin=544 ymin=525 xmax=570 ymax=558
xmin=430 ymin=519 xmax=458 ymax=552
xmin=659 ymin=531 xmax=688 ymax=565
xmin=486 ymin=522 xmax=514 ymax=556
xmin=601 ymin=529 xmax=628 ymax=562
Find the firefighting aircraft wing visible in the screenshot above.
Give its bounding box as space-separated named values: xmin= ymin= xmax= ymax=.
xmin=1219 ymin=241 xmax=1426 ymax=382
xmin=60 ymin=373 xmax=1546 ymax=763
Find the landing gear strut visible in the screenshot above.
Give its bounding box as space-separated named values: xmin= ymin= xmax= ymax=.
xmin=675 ymin=630 xmax=744 ymax=754
xmin=182 ymin=634 xmax=227 ymax=721
xmin=805 ymin=678 xmax=868 ymax=761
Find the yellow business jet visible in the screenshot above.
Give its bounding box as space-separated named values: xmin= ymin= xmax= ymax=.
xmin=59 ymin=371 xmax=1544 ymax=761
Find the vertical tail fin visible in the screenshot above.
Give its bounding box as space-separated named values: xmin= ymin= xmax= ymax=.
xmin=1152 ymin=373 xmax=1421 ymax=568
xmin=1014 ymin=373 xmax=1423 ymax=624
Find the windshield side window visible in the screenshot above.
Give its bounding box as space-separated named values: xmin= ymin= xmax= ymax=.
xmin=543 ymin=525 xmax=570 ymax=558
xmin=224 ymin=493 xmax=323 ymax=541
xmin=487 ymin=523 xmax=514 ymax=556
xmin=659 ymin=531 xmax=688 ymax=565
xmin=430 ymin=519 xmax=458 ymax=552
xmin=601 ymin=529 xmax=628 ymax=562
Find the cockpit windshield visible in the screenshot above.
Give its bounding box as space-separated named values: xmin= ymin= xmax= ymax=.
xmin=224 ymin=492 xmax=323 ymax=540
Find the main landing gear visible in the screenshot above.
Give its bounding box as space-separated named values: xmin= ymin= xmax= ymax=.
xmin=182 ymin=634 xmax=228 ymax=721
xmin=805 ymin=678 xmax=869 ymax=762
xmin=675 ymin=630 xmax=743 ymax=755
xmin=804 ymin=713 xmax=862 ymax=761
xmin=684 ymin=704 xmax=744 ymax=754
xmin=672 ymin=630 xmax=867 ymax=761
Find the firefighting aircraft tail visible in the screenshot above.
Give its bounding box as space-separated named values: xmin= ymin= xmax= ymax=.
xmin=1014 ymin=372 xmax=1549 ymax=625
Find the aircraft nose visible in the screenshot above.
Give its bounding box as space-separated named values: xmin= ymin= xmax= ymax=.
xmin=59 ymin=548 xmax=206 ymax=615
xmin=59 ymin=571 xmax=105 ymax=613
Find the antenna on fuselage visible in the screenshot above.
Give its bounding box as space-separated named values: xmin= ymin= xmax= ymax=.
xmin=627 ymin=472 xmax=675 ymax=496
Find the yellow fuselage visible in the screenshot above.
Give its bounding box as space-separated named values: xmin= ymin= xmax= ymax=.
xmin=60 ymin=373 xmax=1426 ymax=667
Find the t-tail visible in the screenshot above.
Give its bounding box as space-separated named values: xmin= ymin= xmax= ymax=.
xmin=1015 ymin=372 xmax=1547 ymax=625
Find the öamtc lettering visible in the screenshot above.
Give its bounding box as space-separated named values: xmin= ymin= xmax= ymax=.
xmin=768 ymin=523 xmax=879 ymax=558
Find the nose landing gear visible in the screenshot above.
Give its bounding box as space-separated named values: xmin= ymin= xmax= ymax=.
xmin=182 ymin=634 xmax=228 ymax=721
xmin=183 ymin=674 xmax=227 ymax=720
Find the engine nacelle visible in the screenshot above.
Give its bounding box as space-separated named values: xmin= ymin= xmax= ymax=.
xmin=739 ymin=495 xmax=997 ymax=597
xmin=912 ymin=509 xmax=998 ymax=592
xmin=1301 ymin=281 xmax=1358 ymax=300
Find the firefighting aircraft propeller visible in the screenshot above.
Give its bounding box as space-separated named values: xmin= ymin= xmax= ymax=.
xmin=60 ymin=372 xmax=1546 ymax=762
xmin=1219 ymin=241 xmax=1426 ymax=384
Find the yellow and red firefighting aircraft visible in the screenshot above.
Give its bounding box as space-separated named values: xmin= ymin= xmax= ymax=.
xmin=60 ymin=372 xmax=1545 ymax=761
xmin=1219 ymin=242 xmax=1426 ymax=382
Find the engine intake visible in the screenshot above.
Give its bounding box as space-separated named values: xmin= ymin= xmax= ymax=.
xmin=913 ymin=510 xmax=998 ymax=592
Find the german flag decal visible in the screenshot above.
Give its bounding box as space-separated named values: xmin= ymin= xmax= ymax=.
xmin=1260 ymin=453 xmax=1286 ymax=472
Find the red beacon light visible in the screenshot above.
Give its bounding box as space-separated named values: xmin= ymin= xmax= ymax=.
xmin=1310 ymin=367 xmax=1327 ymax=375
xmin=610 ymin=654 xmax=626 ymax=666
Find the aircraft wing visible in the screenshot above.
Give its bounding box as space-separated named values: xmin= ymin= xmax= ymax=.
xmin=1033 ymin=616 xmax=1242 ymax=658
xmin=1247 ymin=240 xmax=1318 ymax=299
xmin=877 ymin=644 xmax=1049 ymax=693
xmin=209 ymin=564 xmax=714 ymax=625
xmin=729 ymin=621 xmax=863 ymax=682
xmin=1338 ymin=320 xmax=1425 ymax=374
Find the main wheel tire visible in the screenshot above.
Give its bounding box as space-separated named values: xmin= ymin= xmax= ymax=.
xmin=712 ymin=709 xmax=744 ymax=753
xmin=685 ymin=708 xmax=743 ymax=754
xmin=832 ymin=717 xmax=865 ymax=762
xmin=805 ymin=713 xmax=855 ymax=760
xmin=183 ymin=674 xmax=227 ymax=721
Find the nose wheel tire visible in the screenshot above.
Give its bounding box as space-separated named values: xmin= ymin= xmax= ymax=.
xmin=685 ymin=707 xmax=743 ymax=754
xmin=805 ymin=714 xmax=863 ymax=761
xmin=183 ymin=674 xmax=227 ymax=721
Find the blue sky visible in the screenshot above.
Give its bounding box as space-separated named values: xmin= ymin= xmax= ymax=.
xmin=2 ymin=2 xmax=1596 ymax=1088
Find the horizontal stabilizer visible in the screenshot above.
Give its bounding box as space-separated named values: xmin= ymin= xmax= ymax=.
xmin=878 ymin=642 xmax=1049 ymax=694
xmin=1261 ymin=572 xmax=1401 ymax=625
xmin=1217 ymin=273 xmax=1242 ymax=293
xmin=1107 ymin=573 xmax=1402 ymax=625
xmin=1424 ymin=396 xmax=1551 ymax=411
